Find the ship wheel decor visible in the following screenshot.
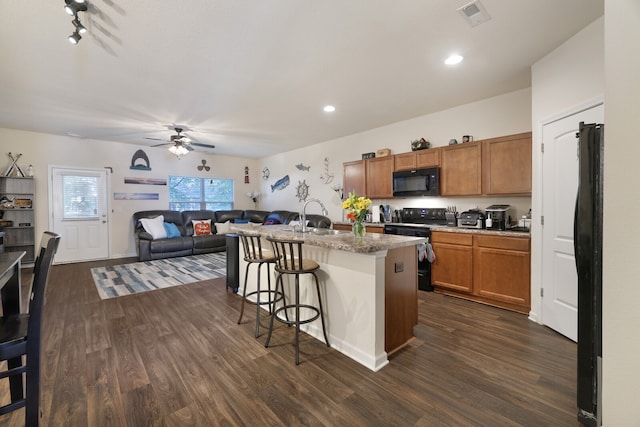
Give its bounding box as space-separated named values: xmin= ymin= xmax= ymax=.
xmin=295 ymin=180 xmax=309 ymax=202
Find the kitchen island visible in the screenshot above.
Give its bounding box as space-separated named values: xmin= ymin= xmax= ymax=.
xmin=230 ymin=224 xmax=425 ymax=371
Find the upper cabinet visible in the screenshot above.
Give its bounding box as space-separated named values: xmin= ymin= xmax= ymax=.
xmin=343 ymin=160 xmax=366 ymax=197
xmin=394 ymin=148 xmax=440 ymax=171
xmin=440 ymin=141 xmax=483 ymax=196
xmin=366 ymin=156 xmax=394 ymax=199
xmin=482 ymin=132 xmax=532 ymax=196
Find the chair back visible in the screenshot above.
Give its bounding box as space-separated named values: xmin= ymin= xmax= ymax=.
xmin=238 ymin=232 xmax=271 ymax=262
xmin=27 ymin=232 xmax=61 ymax=337
xmin=266 ymin=236 xmax=309 ymax=274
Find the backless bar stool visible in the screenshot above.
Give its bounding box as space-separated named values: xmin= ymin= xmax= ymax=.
xmin=265 ymin=236 xmax=330 ymax=365
xmin=237 ymin=231 xmax=282 ymax=338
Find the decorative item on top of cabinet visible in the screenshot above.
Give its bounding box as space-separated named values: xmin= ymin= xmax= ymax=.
xmin=411 ymin=138 xmax=430 ymax=151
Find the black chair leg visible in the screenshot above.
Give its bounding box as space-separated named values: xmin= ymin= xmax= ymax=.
xmin=295 ymin=275 xmax=300 ymax=365
xmin=7 ymin=357 xmax=23 ymax=402
xmin=237 ymin=262 xmax=252 ymax=325
xmin=265 ymin=273 xmax=283 ymax=348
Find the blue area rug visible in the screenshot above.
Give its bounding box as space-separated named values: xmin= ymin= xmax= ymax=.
xmin=91 ymin=252 xmax=226 ymax=299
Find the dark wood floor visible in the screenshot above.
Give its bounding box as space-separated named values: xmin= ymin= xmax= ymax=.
xmin=0 ymin=258 xmax=580 ymax=426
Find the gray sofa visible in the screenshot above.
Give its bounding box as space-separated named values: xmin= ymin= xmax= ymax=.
xmin=133 ymin=209 xmax=331 ymax=261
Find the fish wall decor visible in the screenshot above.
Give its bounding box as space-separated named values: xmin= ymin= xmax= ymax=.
xmin=295 ymin=163 xmax=310 ymax=171
xmin=271 ymin=175 xmax=290 ymax=192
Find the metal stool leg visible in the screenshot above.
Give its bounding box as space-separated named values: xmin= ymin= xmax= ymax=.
xmin=312 ymin=272 xmax=330 ymax=347
xmin=237 ymin=262 xmax=252 ymax=325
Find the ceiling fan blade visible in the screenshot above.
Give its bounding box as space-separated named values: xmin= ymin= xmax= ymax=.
xmin=190 ymin=142 xmax=216 ymax=149
xmin=150 ymin=142 xmax=171 ymax=147
xmin=145 ymin=137 xmax=166 ymax=141
xmin=185 ymin=144 xmax=195 ymax=152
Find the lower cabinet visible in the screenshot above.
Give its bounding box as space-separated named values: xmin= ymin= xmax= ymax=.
xmin=431 ymin=231 xmax=531 ymax=314
xmin=332 ymin=223 xmax=384 ymax=234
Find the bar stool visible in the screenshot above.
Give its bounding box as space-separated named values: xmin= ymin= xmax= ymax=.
xmin=265 ymin=236 xmax=330 ymax=365
xmin=237 ymin=231 xmax=282 ymax=338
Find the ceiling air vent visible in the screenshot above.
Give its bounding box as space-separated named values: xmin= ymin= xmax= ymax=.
xmin=457 ymin=0 xmax=491 ymax=28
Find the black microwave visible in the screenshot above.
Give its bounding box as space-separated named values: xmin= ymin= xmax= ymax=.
xmin=392 ymin=167 xmax=440 ymax=197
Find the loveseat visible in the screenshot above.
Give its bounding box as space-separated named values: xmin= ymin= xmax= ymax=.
xmin=133 ymin=209 xmax=332 ymax=261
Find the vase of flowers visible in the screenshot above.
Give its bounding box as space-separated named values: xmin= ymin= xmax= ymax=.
xmin=341 ymin=191 xmax=372 ymax=238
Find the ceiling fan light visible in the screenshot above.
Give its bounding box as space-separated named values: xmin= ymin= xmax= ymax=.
xmin=68 ymin=31 xmax=81 ymax=44
xmin=64 ymin=0 xmax=87 ymax=15
xmin=169 ymin=145 xmax=189 ymax=157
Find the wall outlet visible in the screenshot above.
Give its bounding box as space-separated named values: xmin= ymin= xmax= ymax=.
xmin=395 ymin=262 xmax=404 ymax=273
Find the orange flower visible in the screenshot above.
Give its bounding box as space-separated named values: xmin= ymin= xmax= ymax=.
xmin=346 ymin=212 xmax=356 ymax=221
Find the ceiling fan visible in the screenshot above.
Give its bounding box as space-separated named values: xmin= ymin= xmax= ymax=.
xmin=146 ymin=127 xmax=216 ymax=156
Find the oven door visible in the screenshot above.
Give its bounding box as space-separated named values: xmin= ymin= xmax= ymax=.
xmin=383 ymin=225 xmax=433 ymax=291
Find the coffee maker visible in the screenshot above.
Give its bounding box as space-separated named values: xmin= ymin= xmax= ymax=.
xmin=484 ymin=204 xmax=514 ymax=230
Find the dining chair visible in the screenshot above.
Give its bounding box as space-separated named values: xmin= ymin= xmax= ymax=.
xmin=0 ymin=231 xmax=61 ymax=426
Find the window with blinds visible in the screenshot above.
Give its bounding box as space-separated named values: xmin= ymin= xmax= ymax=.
xmin=62 ymin=174 xmax=99 ymax=219
xmin=169 ymin=176 xmax=234 ymax=211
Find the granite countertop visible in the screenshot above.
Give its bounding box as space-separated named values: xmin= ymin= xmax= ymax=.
xmin=229 ymin=224 xmax=426 ymax=254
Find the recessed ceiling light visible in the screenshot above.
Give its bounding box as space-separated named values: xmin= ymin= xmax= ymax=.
xmin=444 ymin=54 xmax=464 ymax=65
xmin=323 ymin=105 xmax=336 ymax=113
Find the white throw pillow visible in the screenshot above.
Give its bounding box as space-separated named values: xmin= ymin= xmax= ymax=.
xmin=139 ymin=215 xmax=167 ymax=240
xmin=192 ymin=219 xmax=213 ymax=236
xmin=214 ymin=221 xmax=230 ymax=234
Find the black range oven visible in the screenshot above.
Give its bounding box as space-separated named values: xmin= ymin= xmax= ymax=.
xmin=384 ymin=208 xmax=446 ymax=292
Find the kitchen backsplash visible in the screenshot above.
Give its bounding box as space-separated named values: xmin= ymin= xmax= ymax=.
xmin=367 ymin=196 xmax=532 ymax=224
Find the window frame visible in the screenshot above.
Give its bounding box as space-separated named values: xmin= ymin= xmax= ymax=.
xmin=168 ymin=176 xmax=234 ymax=211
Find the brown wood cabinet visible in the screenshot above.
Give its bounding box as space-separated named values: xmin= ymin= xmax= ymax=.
xmin=343 ymin=160 xmax=365 ymax=197
xmin=431 ymin=231 xmax=531 ymax=314
xmin=440 ymin=141 xmax=482 ymax=196
xmin=474 ymin=235 xmax=530 ymax=310
xmin=394 ymin=148 xmax=440 ymax=171
xmin=431 ymin=232 xmax=474 ymax=293
xmin=482 ymin=132 xmax=532 ymax=195
xmin=365 ymin=156 xmax=394 ymax=199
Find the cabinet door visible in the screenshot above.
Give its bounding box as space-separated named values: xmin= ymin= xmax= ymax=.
xmin=440 ymin=142 xmax=482 ymax=196
xmin=416 ymin=148 xmax=440 ymax=168
xmin=343 ymin=160 xmax=366 ymax=197
xmin=431 ymin=232 xmax=473 ymax=293
xmin=474 ymin=246 xmax=530 ymax=308
xmin=366 ymin=156 xmax=394 ymax=199
xmin=394 ymin=152 xmax=416 ymax=171
xmin=482 ymin=132 xmax=532 ymax=195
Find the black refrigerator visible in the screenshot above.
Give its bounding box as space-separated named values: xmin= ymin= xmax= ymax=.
xmin=575 ymin=122 xmax=603 ymax=427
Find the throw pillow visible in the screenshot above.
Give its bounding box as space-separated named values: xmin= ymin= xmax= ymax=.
xmin=192 ymin=219 xmax=212 ymax=236
xmin=214 ymin=221 xmax=230 ymax=234
xmin=234 ymin=218 xmax=250 ymax=224
xmin=263 ymin=219 xmax=281 ymax=225
xmin=163 ymin=222 xmax=181 ymax=238
xmin=139 ymin=215 xmax=167 ymax=240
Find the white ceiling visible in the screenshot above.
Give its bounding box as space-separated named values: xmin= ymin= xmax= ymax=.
xmin=0 ymin=0 xmax=603 ymax=158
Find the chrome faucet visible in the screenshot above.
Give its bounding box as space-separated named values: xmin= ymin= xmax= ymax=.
xmin=300 ymin=198 xmax=329 ymax=232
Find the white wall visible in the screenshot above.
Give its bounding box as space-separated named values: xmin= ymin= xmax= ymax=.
xmin=259 ymin=88 xmax=533 ymax=221
xmin=602 ymin=1 xmax=640 ymax=425
xmin=0 ymin=128 xmax=258 ymax=258
xmin=530 ymin=17 xmax=604 ymax=322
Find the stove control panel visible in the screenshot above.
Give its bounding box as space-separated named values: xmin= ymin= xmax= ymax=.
xmin=401 ymin=208 xmax=447 ymax=224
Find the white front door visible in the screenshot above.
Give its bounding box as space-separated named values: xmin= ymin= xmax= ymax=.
xmin=541 ymin=103 xmax=603 ymax=341
xmin=49 ymin=167 xmax=110 ymax=263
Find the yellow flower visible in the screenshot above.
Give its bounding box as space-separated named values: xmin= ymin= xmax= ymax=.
xmin=342 ymin=191 xmax=372 ymax=222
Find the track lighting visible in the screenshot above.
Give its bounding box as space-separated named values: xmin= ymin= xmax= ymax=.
xmin=64 ymin=0 xmax=88 ymax=45
xmin=72 ymin=17 xmax=87 ymax=34
xmin=64 ymin=0 xmax=87 ymax=15
xmin=68 ymin=31 xmax=81 ymax=45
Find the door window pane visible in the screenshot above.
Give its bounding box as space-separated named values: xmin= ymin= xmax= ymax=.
xmin=63 ymin=175 xmax=99 ymax=219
